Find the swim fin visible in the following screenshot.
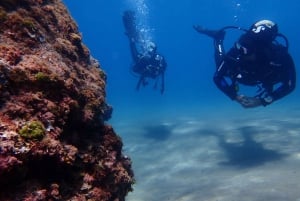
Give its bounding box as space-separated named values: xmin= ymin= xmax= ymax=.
xmin=193 ymin=25 xmax=225 ymax=41
xmin=123 ymin=10 xmax=139 ymax=41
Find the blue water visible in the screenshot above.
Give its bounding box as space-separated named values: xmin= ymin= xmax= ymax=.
xmin=63 ymin=1 xmax=300 ymax=200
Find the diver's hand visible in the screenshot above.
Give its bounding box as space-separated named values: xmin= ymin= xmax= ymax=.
xmin=236 ymin=95 xmax=262 ymax=108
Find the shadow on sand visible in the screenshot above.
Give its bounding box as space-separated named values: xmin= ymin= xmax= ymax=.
xmin=199 ymin=125 xmax=286 ymax=168
xmin=142 ymin=124 xmax=173 ymax=141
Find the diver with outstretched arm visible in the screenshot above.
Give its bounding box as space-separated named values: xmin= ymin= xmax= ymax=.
xmin=194 ymin=20 xmax=296 ymax=108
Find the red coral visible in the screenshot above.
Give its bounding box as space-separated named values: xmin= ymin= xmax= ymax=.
xmin=23 ymin=189 xmax=47 ymax=201
xmin=0 ymin=44 xmax=22 ymax=65
xmin=0 ymin=0 xmax=134 ymax=200
xmin=0 ymin=155 xmax=22 ymax=174
xmin=49 ymin=183 xmax=61 ymax=200
xmin=86 ymin=187 xmax=111 ymax=201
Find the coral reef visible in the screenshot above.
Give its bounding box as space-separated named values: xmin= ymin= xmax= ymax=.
xmin=0 ymin=0 xmax=134 ymax=200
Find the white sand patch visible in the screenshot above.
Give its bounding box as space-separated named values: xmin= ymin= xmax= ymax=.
xmin=115 ymin=108 xmax=300 ymax=201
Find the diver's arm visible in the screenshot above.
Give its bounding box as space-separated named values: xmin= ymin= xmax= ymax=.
xmin=213 ymin=74 xmax=238 ymax=100
xmin=213 ymin=33 xmax=226 ymax=66
xmin=213 ymin=61 xmax=238 ymax=100
xmin=193 ymin=25 xmax=226 ymax=65
xmin=236 ymin=96 xmax=262 ymax=108
xmin=213 ymin=58 xmax=264 ymax=108
xmin=262 ymin=55 xmax=296 ymax=106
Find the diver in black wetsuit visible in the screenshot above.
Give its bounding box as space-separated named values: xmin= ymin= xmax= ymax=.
xmin=123 ymin=10 xmax=167 ymax=94
xmin=194 ymin=20 xmax=296 ymax=108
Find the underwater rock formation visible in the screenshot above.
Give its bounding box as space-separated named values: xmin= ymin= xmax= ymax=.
xmin=0 ymin=0 xmax=134 ymax=200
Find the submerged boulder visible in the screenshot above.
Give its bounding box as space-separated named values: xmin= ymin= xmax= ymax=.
xmin=0 ymin=0 xmax=134 ymax=200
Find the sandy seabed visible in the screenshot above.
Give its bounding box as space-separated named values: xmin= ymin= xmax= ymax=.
xmin=111 ymin=103 xmax=300 ymax=201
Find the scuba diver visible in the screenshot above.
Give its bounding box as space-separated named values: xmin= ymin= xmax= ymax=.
xmin=194 ymin=20 xmax=296 ymax=108
xmin=123 ymin=10 xmax=167 ymax=94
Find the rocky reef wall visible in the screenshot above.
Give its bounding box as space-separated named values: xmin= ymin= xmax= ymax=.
xmin=0 ymin=0 xmax=134 ymax=200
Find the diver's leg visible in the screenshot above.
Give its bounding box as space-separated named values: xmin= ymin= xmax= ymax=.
xmin=123 ymin=10 xmax=141 ymax=62
xmin=193 ymin=26 xmax=225 ymax=40
xmin=160 ymin=72 xmax=165 ymax=94
xmin=123 ymin=10 xmax=136 ymax=37
xmin=129 ymin=40 xmax=139 ymax=62
xmin=136 ymin=76 xmax=144 ymax=91
xmin=194 ymin=25 xmax=225 ymax=67
xmin=194 ymin=26 xmax=225 ymax=40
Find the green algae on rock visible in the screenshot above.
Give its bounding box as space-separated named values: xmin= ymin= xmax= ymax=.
xmin=19 ymin=120 xmax=45 ymax=140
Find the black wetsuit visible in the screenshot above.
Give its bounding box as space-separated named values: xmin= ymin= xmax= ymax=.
xmin=132 ymin=53 xmax=166 ymax=78
xmin=213 ymin=33 xmax=296 ymax=106
xmin=131 ymin=47 xmax=167 ymax=93
xmin=123 ymin=10 xmax=167 ymax=94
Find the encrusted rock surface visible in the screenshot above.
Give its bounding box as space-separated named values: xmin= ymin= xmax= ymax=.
xmin=0 ymin=0 xmax=134 ymax=200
